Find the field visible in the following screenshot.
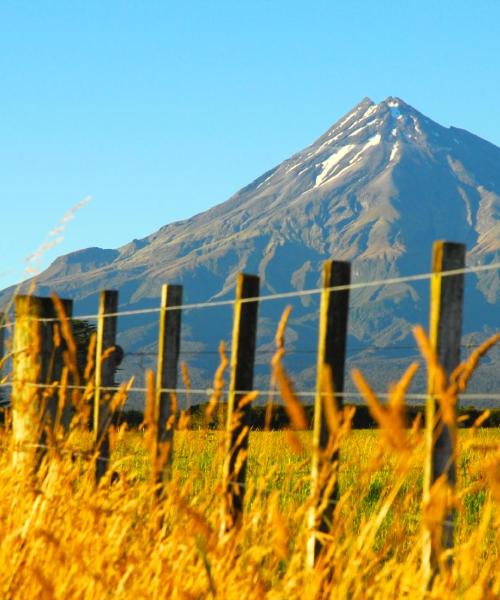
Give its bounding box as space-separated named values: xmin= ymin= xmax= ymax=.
xmin=117 ymin=429 xmax=499 ymax=526
xmin=1 ymin=315 xmax=499 ymax=598
xmin=0 ymin=424 xmax=498 ymax=599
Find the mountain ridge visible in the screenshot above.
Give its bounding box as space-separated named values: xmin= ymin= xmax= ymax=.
xmin=31 ymin=96 xmax=500 ymax=285
xmin=2 ymin=96 xmax=499 ymax=403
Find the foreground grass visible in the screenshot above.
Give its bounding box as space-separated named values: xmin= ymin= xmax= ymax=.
xmin=0 ymin=423 xmax=498 ymax=599
xmin=116 ymin=428 xmax=500 ymax=535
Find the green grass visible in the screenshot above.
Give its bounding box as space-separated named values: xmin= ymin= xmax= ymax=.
xmin=110 ymin=427 xmax=500 ymax=539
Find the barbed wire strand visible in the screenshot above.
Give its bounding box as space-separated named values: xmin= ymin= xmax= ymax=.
xmin=124 ymin=342 xmax=489 ymax=357
xmin=20 ymin=442 xmax=111 ymax=464
xmin=0 ymin=381 xmax=498 ymax=401
xmin=1 ymin=261 xmax=498 ymax=326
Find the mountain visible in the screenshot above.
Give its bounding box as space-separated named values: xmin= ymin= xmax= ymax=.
xmin=3 ymin=97 xmax=499 ymax=405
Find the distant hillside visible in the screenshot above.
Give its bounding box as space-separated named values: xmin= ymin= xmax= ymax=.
xmin=2 ymin=97 xmax=499 ymax=407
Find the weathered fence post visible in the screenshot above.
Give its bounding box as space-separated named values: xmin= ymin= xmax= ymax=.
xmin=93 ymin=290 xmax=119 ymax=482
xmin=423 ymin=241 xmax=465 ymax=577
xmin=46 ymin=299 xmax=74 ymax=433
xmin=154 ymin=283 xmax=183 ymax=492
xmin=222 ymin=273 xmax=260 ymax=531
xmin=12 ymin=295 xmax=72 ymax=469
xmin=307 ymin=260 xmax=351 ymax=566
xmin=0 ymin=311 xmax=5 ymax=391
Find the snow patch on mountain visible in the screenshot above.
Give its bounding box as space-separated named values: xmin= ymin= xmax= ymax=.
xmin=348 ymin=134 xmax=382 ymax=164
xmin=389 ymin=141 xmax=400 ymax=162
xmin=363 ymin=105 xmax=378 ymax=120
xmin=256 ymin=172 xmax=275 ymax=189
xmin=314 ymin=144 xmax=355 ymax=187
xmin=412 ymin=116 xmax=423 ymax=136
xmin=12 ymin=94 xmax=499 ymax=403
xmin=313 ymin=134 xmax=382 ymax=189
xmin=388 ymin=100 xmax=403 ymax=120
xmin=334 ymin=105 xmax=366 ymax=131
xmin=348 ymin=119 xmax=379 ymax=137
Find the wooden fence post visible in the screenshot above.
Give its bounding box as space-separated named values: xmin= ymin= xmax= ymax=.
xmin=307 ymin=260 xmax=351 ymax=566
xmin=423 ymin=241 xmax=465 ymax=576
xmin=45 ymin=298 xmax=74 ymax=438
xmin=155 ymin=283 xmax=183 ymax=492
xmin=0 ymin=312 xmax=5 ymax=404
xmin=0 ymin=311 xmax=4 ymax=360
xmin=12 ymin=295 xmax=72 ymax=469
xmin=222 ymin=273 xmax=260 ymax=531
xmin=93 ymin=290 xmax=119 ymax=482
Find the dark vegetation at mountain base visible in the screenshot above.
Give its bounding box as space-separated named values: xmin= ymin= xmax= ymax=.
xmin=2 ymin=97 xmax=498 ymax=398
xmin=2 ymin=401 xmax=497 ymax=429
xmin=115 ymin=404 xmax=500 ymax=430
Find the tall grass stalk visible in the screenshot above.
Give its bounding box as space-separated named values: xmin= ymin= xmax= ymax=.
xmin=0 ymin=311 xmax=498 ymax=598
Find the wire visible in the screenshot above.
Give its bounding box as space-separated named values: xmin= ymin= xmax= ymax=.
xmin=0 ymin=380 xmax=499 ymax=401
xmin=19 ymin=443 xmax=111 ymax=463
xmin=240 ymin=262 xmax=500 ymax=306
xmin=123 ymin=342 xmax=487 ymax=358
xmin=1 ymin=260 xmax=497 ymax=324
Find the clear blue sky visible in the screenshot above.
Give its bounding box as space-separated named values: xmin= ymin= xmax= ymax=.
xmin=1 ymin=1 xmax=499 ymax=288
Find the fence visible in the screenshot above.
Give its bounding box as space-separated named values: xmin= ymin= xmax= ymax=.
xmin=0 ymin=239 xmax=499 ymax=578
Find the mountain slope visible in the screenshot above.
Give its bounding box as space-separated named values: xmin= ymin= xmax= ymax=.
xmin=3 ymin=97 xmax=499 ymax=402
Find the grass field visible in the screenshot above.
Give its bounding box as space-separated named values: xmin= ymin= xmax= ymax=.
xmin=115 ymin=428 xmax=499 ymax=536
xmin=0 ymin=325 xmax=498 ymax=598
xmin=0 ymin=415 xmax=498 ymax=599
xmin=7 ymin=424 xmax=487 ymax=599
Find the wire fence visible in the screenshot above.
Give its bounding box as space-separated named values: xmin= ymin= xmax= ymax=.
xmin=124 ymin=342 xmax=488 ymax=357
xmin=0 ymin=261 xmax=498 ymax=326
xmin=0 ymin=259 xmax=498 ymax=409
xmin=1 ymin=246 xmax=496 ymax=573
xmin=1 ymin=381 xmax=499 ymax=402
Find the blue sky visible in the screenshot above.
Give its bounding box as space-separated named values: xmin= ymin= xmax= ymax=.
xmin=1 ymin=1 xmax=499 ymax=288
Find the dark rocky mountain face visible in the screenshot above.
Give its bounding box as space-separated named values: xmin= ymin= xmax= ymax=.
xmin=3 ymin=97 xmax=499 ymax=405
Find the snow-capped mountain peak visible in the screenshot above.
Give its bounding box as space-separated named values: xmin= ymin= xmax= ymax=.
xmin=3 ymin=96 xmax=499 ymax=400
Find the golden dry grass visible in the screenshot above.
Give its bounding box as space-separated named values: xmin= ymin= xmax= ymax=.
xmin=0 ymin=421 xmax=498 ymax=599
xmin=1 ymin=311 xmax=498 ymax=598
